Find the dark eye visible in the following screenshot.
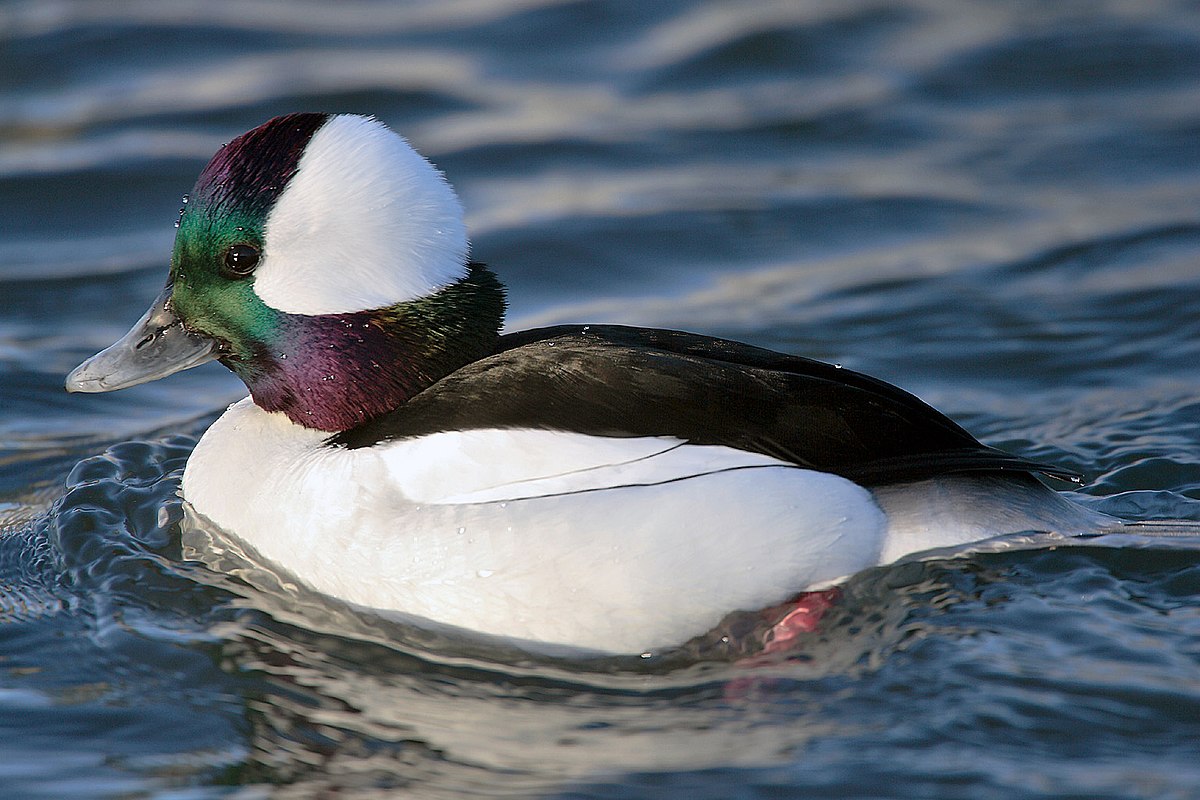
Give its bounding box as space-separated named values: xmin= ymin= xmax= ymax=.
xmin=222 ymin=244 xmax=260 ymax=278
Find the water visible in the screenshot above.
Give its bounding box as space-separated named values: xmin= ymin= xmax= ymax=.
xmin=3 ymin=0 xmax=1200 ymax=796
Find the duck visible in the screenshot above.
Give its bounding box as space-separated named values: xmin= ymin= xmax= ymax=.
xmin=66 ymin=112 xmax=1119 ymax=655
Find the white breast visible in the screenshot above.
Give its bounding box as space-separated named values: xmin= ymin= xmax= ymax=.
xmin=182 ymin=398 xmax=889 ymax=653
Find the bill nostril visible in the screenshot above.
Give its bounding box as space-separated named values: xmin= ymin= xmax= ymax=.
xmin=136 ymin=333 xmax=155 ymax=350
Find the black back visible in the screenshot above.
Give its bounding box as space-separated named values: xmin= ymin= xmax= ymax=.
xmin=330 ymin=325 xmax=1076 ymax=487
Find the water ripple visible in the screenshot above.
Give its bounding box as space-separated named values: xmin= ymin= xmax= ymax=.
xmin=4 ymin=0 xmax=1200 ymax=796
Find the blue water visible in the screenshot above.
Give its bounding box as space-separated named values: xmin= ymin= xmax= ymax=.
xmin=3 ymin=1 xmax=1200 ymax=797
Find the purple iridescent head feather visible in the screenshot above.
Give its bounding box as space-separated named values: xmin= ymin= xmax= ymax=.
xmin=240 ymin=264 xmax=505 ymax=432
xmin=191 ymin=112 xmax=330 ymax=219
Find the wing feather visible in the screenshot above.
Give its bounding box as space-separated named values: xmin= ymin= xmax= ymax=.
xmin=331 ymin=325 xmax=1076 ymax=486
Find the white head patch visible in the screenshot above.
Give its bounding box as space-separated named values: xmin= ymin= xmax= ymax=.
xmin=254 ymin=115 xmax=469 ymax=316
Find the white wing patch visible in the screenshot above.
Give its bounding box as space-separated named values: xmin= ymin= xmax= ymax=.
xmin=375 ymin=429 xmax=788 ymax=504
xmin=254 ymin=114 xmax=468 ymax=315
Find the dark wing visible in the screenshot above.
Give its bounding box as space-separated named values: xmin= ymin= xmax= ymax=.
xmin=330 ymin=325 xmax=1077 ymax=487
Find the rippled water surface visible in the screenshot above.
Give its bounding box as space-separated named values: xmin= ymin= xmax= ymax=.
xmin=3 ymin=1 xmax=1200 ymax=797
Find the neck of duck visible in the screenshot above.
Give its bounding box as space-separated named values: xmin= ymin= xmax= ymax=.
xmin=230 ymin=263 xmax=505 ymax=432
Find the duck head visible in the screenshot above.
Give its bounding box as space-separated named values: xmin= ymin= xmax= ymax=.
xmin=66 ymin=113 xmax=505 ymax=432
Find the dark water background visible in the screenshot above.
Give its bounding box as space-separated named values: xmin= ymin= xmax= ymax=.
xmin=3 ymin=1 xmax=1200 ymax=797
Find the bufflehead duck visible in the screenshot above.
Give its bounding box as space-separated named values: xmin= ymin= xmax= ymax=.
xmin=67 ymin=113 xmax=1116 ymax=654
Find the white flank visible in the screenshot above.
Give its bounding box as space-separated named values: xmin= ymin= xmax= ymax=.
xmin=254 ymin=114 xmax=468 ymax=315
xmin=182 ymin=399 xmax=889 ymax=654
xmin=182 ymin=401 xmax=1113 ymax=654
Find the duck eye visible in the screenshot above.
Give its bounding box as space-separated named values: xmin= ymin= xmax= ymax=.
xmin=222 ymin=244 xmax=260 ymax=278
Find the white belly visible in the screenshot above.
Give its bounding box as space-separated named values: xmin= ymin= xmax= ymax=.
xmin=182 ymin=398 xmax=889 ymax=653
